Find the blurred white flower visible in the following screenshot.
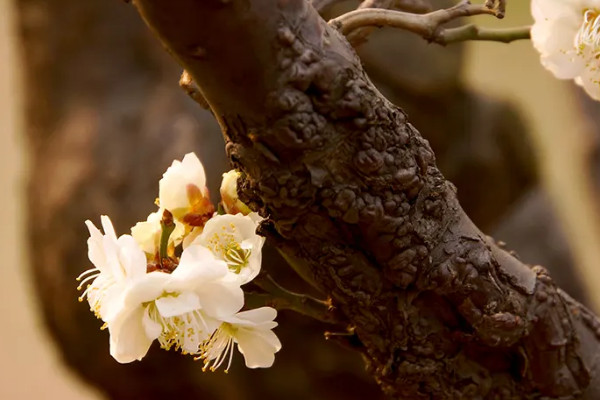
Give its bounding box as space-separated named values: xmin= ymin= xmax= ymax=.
xmin=130 ymin=208 xmax=185 ymax=259
xmin=108 ymin=245 xmax=245 ymax=363
xmin=531 ymin=0 xmax=600 ymax=100
xmin=220 ymin=170 xmax=252 ymax=215
xmin=159 ymin=152 xmax=214 ymax=224
xmin=191 ymin=213 xmax=265 ymax=284
xmin=200 ymin=307 xmax=281 ymax=371
xmin=77 ymin=215 xmax=147 ymax=323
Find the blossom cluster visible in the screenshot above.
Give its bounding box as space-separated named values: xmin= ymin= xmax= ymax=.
xmin=531 ymin=0 xmax=600 ymax=100
xmin=77 ymin=153 xmax=280 ymax=371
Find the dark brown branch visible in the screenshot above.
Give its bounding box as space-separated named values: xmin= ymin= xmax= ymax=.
xmin=130 ymin=0 xmax=600 ymax=398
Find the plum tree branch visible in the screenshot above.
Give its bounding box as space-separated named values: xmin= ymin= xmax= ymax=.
xmin=330 ymin=0 xmax=529 ymax=46
xmin=442 ymin=23 xmax=530 ymax=44
xmin=129 ymin=0 xmax=599 ymax=398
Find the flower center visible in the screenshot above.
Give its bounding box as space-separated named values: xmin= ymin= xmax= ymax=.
xmin=575 ymin=9 xmax=600 ymax=56
xmin=207 ymin=230 xmax=251 ymax=273
xmin=147 ymin=301 xmax=210 ymax=355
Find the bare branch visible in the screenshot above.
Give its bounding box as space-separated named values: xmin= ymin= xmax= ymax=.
xmin=442 ymin=23 xmax=530 ymax=44
xmin=346 ymin=0 xmax=433 ymax=46
xmin=330 ymin=0 xmax=522 ymax=46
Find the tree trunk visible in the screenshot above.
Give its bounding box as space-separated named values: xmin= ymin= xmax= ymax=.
xmin=128 ymin=0 xmax=600 ymax=398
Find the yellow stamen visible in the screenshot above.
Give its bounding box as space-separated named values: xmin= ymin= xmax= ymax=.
xmin=576 ymin=9 xmax=600 ymax=55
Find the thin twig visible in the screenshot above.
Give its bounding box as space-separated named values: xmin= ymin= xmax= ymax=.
xmin=347 ymin=0 xmax=432 ymax=46
xmin=249 ymin=274 xmax=344 ymax=325
xmin=330 ymin=0 xmax=522 ymax=46
xmin=441 ymin=24 xmax=530 ymax=44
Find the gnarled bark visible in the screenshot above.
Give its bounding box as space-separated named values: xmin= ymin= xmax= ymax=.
xmin=130 ymin=0 xmax=600 ymax=398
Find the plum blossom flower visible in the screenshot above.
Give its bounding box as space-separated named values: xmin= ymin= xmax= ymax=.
xmin=220 ymin=170 xmax=252 ymax=215
xmin=131 ymin=208 xmax=185 ymax=259
xmin=191 ymin=213 xmax=265 ymax=285
xmin=79 ymin=152 xmax=279 ymax=369
xmin=159 ymin=152 xmax=214 ymax=224
xmin=77 ymin=216 xmax=147 ymax=323
xmin=108 ymin=245 xmax=245 ymax=363
xmin=199 ymin=307 xmax=281 ymax=371
xmin=531 ymin=0 xmax=600 ymax=100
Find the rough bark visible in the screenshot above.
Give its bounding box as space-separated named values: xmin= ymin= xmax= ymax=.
xmin=130 ymin=0 xmax=600 ymax=398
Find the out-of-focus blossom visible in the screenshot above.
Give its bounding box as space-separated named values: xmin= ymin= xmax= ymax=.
xmin=531 ymin=0 xmax=600 ymax=100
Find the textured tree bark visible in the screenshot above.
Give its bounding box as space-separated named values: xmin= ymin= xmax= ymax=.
xmin=130 ymin=0 xmax=600 ymax=398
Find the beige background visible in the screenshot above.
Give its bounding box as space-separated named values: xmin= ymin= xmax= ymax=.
xmin=0 ymin=1 xmax=584 ymax=399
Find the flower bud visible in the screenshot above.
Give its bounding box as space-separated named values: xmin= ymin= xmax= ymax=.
xmin=220 ymin=170 xmax=252 ymax=215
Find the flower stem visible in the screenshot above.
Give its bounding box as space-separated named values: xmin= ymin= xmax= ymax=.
xmin=159 ymin=209 xmax=175 ymax=262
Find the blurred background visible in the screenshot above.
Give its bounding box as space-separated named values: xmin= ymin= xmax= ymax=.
xmin=2 ymin=0 xmax=599 ymax=399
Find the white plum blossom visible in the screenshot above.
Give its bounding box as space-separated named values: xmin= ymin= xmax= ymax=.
xmin=199 ymin=307 xmax=281 ymax=371
xmin=77 ymin=216 xmax=147 ymax=323
xmin=191 ymin=213 xmax=265 ymax=285
xmin=159 ymin=152 xmax=214 ymax=223
xmin=108 ymin=245 xmax=245 ymax=363
xmin=531 ymin=0 xmax=600 ymax=100
xmin=130 ymin=208 xmax=185 ymax=259
xmin=220 ymin=170 xmax=251 ymax=215
xmin=78 ymin=152 xmax=280 ymax=370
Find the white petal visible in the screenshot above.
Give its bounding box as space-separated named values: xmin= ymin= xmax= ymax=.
xmin=577 ymin=64 xmax=600 ymax=100
xmin=181 ymin=153 xmax=207 ymax=187
xmin=131 ymin=216 xmax=161 ymax=255
xmin=234 ymin=322 xmax=281 ymax=369
xmin=92 ymin=279 xmax=126 ymax=322
xmin=102 ymin=234 xmax=126 ymax=281
xmin=170 ymin=245 xmax=228 ymax=289
xmin=100 ymin=215 xmax=118 ymax=240
xmin=155 ymin=292 xmax=201 ymax=318
xmin=531 ymin=0 xmax=578 ymax=22
xmin=142 ymin=306 xmax=162 ymax=340
xmin=109 ymin=306 xmax=154 ymax=363
xmin=124 ymin=272 xmax=170 ymax=306
xmin=200 ymin=213 xmax=262 ymax=246
xmin=159 ymin=153 xmax=206 ymax=214
xmin=229 ymin=307 xmax=278 ymax=328
xmin=117 ymin=235 xmax=148 ymax=280
xmin=85 ymin=220 xmax=111 ymax=274
xmin=196 ymin=280 xmax=244 ymax=319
